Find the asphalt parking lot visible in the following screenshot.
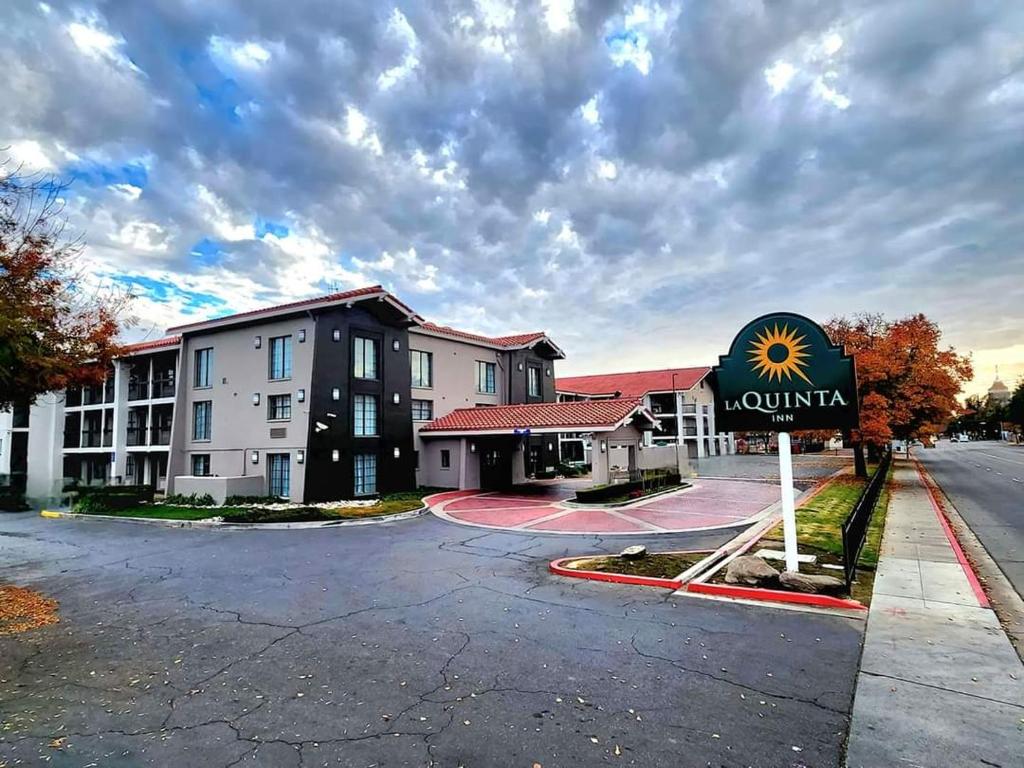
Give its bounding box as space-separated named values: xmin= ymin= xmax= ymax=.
xmin=1 ymin=456 xmax=860 ymax=767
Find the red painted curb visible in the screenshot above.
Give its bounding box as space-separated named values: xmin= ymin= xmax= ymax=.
xmin=913 ymin=461 xmax=990 ymax=609
xmin=685 ymin=581 xmax=867 ymax=610
xmin=549 ymin=557 xmax=684 ymax=590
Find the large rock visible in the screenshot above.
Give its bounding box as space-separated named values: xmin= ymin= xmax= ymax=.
xmin=779 ymin=571 xmax=845 ymax=594
xmin=724 ymin=555 xmax=778 ymax=586
xmin=620 ymin=545 xmax=647 ymax=560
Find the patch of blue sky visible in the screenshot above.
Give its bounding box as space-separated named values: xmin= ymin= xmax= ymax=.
xmin=254 ymin=217 xmax=289 ymax=239
xmin=604 ymin=29 xmax=640 ymax=49
xmin=66 ymin=160 xmax=148 ymax=189
xmin=190 ymin=237 xmax=224 ymax=265
xmin=113 ymin=274 xmax=227 ymax=314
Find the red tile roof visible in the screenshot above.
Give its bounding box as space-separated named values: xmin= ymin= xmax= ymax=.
xmin=166 ymin=285 xmax=420 ymax=334
xmin=420 ymin=399 xmax=655 ymax=434
xmin=416 ymin=322 xmax=548 ymax=349
xmin=556 ymin=367 xmax=711 ymax=398
xmin=120 ymin=335 xmax=181 ymax=354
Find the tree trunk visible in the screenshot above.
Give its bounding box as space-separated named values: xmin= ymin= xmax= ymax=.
xmin=853 ymin=442 xmax=868 ymax=478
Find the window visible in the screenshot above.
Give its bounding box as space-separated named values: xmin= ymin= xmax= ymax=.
xmin=269 ymin=453 xmax=290 ymax=498
xmin=269 ymin=335 xmax=292 ymax=380
xmin=475 ymin=361 xmax=496 ymax=394
xmin=192 ymin=401 xmax=212 ymax=441
xmin=528 ymin=366 xmax=541 ymax=397
xmin=194 ymin=348 xmax=212 ymax=388
xmin=410 ymin=350 xmax=433 ymax=388
xmin=354 ymin=453 xmax=376 ymax=495
xmin=125 ymin=454 xmax=136 ymax=481
xmin=411 ymin=399 xmax=433 ymax=421
xmin=268 ymin=394 xmax=291 ymax=421
xmin=353 ymin=336 xmax=378 ymax=379
xmin=441 ymin=449 xmax=451 ymax=469
xmin=192 ymin=454 xmax=211 ymax=476
xmin=353 ymin=394 xmax=378 ymax=436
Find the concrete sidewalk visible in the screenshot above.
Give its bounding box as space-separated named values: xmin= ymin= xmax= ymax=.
xmin=846 ymin=461 xmax=1024 ymax=767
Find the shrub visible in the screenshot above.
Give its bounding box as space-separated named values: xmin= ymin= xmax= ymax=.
xmin=219 ymin=506 xmax=329 ymax=524
xmin=162 ymin=492 xmax=217 ymax=507
xmin=72 ymin=484 xmax=154 ymax=513
xmin=223 ymin=494 xmax=286 ymax=506
xmin=0 ymin=490 xmax=29 ymax=512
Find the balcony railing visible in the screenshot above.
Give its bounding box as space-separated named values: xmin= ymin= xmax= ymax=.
xmin=81 ymin=431 xmax=102 ymax=448
xmin=151 ymin=427 xmax=172 ymax=446
xmin=128 ymin=381 xmax=149 ymax=401
xmin=102 ymin=430 xmax=113 ymax=448
xmin=680 ymin=404 xmax=697 ymax=414
xmin=152 ymin=378 xmax=176 ymax=399
xmin=126 ymin=427 xmax=147 ymax=446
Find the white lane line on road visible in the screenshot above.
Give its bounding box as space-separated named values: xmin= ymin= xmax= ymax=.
xmin=974 ymin=450 xmax=1024 ymax=468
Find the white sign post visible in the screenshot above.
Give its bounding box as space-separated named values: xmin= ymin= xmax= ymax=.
xmin=777 ymin=431 xmax=799 ymax=573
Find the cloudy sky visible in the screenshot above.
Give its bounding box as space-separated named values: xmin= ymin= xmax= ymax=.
xmin=3 ymin=0 xmax=1022 ymax=396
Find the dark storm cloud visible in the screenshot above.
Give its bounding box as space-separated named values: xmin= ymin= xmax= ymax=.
xmin=1 ymin=0 xmax=1022 ymax=385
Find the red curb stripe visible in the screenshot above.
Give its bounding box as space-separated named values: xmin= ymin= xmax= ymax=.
xmin=549 ymin=557 xmax=684 ymax=590
xmin=914 ymin=461 xmax=990 ymax=609
xmin=685 ymin=581 xmax=867 ymax=610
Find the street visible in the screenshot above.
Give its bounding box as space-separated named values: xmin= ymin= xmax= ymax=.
xmin=1 ymin=467 xmax=862 ymax=768
xmin=918 ymin=440 xmax=1024 ymax=600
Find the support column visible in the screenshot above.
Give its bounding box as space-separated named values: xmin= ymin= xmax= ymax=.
xmin=696 ymin=405 xmax=707 ymax=458
xmin=778 ymin=432 xmax=799 ymax=573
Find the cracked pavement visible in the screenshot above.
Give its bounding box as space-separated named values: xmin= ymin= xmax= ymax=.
xmin=0 ymin=510 xmax=863 ymax=767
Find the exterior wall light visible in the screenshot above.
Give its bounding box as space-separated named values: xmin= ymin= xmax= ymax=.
xmin=298 ymin=329 xmax=306 ymax=343
xmin=251 ymin=450 xmax=259 ymax=464
xmin=331 ymin=387 xmax=340 ymax=401
xmin=392 ymin=392 xmax=400 ymax=405
xmin=517 ymin=362 xmax=524 ymax=371
xmin=332 ymin=329 xmax=341 ymax=342
xmin=296 ymin=450 xmax=305 ymax=464
xmin=392 ymin=339 xmax=400 ymax=351
xmin=469 ymin=443 xmax=476 ymax=453
xmin=545 ymin=368 xmax=552 ymax=377
xmin=393 ymin=447 xmax=401 ymax=459
xmin=252 ymin=393 xmax=261 ymax=406
xmin=297 ymin=388 xmax=305 ymax=403
xmin=331 ymin=449 xmax=340 ymax=462
xmin=547 ymin=442 xmax=553 ymax=451
xmin=254 ymin=336 xmax=262 ymax=349
xmin=600 ymin=440 xmax=607 ymax=453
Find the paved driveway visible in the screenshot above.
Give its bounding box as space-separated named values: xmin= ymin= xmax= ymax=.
xmin=431 ymin=479 xmax=783 ymax=534
xmin=0 ymin=512 xmax=863 ymax=767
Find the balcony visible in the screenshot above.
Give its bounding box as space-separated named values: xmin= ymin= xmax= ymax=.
xmin=128 ymin=380 xmax=149 ymax=401
xmin=81 ymin=431 xmax=102 ymax=448
xmin=680 ymin=404 xmax=697 ymax=414
xmin=102 ymin=428 xmax=113 ymax=448
xmin=150 ymin=427 xmax=171 ymax=446
xmin=126 ymin=427 xmax=147 ymax=446
xmin=151 ymin=377 xmax=176 ymax=399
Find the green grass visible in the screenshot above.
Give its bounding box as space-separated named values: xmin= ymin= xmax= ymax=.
xmin=322 ymin=498 xmax=422 ymax=519
xmin=85 ymin=505 xmax=247 ymax=521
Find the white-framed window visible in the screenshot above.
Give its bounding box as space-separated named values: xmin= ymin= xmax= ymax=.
xmin=191 ymin=454 xmax=211 ymax=476
xmin=269 ymin=453 xmax=290 ymax=497
xmin=354 ymin=453 xmax=376 ymax=495
xmin=194 ymin=348 xmax=213 ymax=388
xmin=192 ymin=401 xmax=212 ymax=441
xmin=353 ymin=336 xmax=378 ymax=379
xmin=410 ymin=350 xmax=432 ymax=388
xmin=475 ymin=361 xmax=496 ymax=394
xmin=411 ymin=399 xmax=433 ymax=421
xmin=353 ymin=394 xmax=378 ymax=436
xmin=269 ymin=336 xmax=292 ymax=380
xmin=528 ymin=366 xmax=541 ymax=397
xmin=268 ymin=394 xmax=291 ymax=421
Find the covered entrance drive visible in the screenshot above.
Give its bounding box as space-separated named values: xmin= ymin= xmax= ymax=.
xmin=418 ymin=399 xmax=677 ymax=492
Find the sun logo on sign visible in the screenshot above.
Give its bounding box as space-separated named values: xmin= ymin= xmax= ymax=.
xmin=748 ymin=323 xmax=813 ymax=384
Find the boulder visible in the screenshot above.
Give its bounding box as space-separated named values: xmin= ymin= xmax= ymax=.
xmin=620 ymin=545 xmax=647 ymax=561
xmin=779 ymin=571 xmax=845 ymax=594
xmin=724 ymin=555 xmax=778 ymax=586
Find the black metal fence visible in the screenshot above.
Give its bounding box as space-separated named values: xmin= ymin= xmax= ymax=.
xmin=841 ymin=450 xmax=893 ymax=588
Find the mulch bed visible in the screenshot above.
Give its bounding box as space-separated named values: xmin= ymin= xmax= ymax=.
xmin=0 ymin=585 xmax=59 ymax=635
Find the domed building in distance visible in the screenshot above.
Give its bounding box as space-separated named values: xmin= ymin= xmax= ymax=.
xmin=987 ymin=369 xmax=1012 ymax=405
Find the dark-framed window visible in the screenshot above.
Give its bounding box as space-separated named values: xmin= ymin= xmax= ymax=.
xmin=194 ymin=348 xmax=213 ymax=388
xmin=192 ymin=454 xmax=211 ymax=476
xmin=528 ymin=366 xmax=541 ymax=397
xmin=353 ymin=394 xmax=378 ymax=436
xmin=475 ymin=361 xmax=496 ymax=394
xmin=268 ymin=394 xmax=291 ymax=421
xmin=354 ymin=453 xmax=377 ymax=496
xmin=269 ymin=335 xmax=292 ymax=380
xmin=353 ymin=336 xmax=378 ymax=380
xmin=410 ymin=350 xmax=432 ymax=388
xmin=440 ymin=449 xmax=451 ymax=469
xmin=411 ymin=399 xmax=433 ymax=421
xmin=269 ymin=453 xmax=290 ymax=497
xmin=192 ymin=401 xmax=212 ymax=441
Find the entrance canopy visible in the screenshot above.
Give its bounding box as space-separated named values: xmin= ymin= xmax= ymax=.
xmin=419 ymin=399 xmax=659 ymax=437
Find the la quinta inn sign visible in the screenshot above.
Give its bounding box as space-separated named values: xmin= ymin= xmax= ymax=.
xmin=711 ymin=312 xmax=859 ymax=573
xmin=712 ymin=312 xmax=859 ymax=432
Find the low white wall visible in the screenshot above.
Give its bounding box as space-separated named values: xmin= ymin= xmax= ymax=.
xmin=638 ymin=445 xmax=692 ymax=475
xmin=172 ymin=475 xmax=264 ymax=504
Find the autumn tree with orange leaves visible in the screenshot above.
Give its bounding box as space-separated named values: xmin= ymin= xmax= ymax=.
xmin=825 ymin=313 xmax=972 ymax=475
xmin=0 ymin=166 xmax=130 ymax=410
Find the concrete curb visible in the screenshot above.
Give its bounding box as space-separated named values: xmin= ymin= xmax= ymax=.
xmin=548 ymin=555 xmax=698 ymax=590
xmin=38 ymin=506 xmax=428 ymax=530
